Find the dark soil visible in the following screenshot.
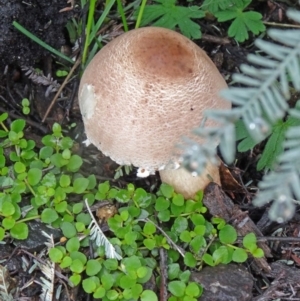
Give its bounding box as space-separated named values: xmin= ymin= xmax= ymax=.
xmin=1 ymin=0 xmax=300 ymax=300
xmin=0 ymin=0 xmax=75 ymax=70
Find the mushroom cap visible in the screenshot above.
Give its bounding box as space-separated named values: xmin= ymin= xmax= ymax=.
xmin=79 ymin=27 xmax=230 ymax=173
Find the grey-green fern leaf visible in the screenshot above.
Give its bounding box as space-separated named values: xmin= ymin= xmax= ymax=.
xmin=0 ymin=265 xmax=15 ymax=301
xmin=253 ymin=105 xmax=300 ymax=222
xmin=182 ymin=9 xmax=300 ymax=222
xmin=85 ymin=199 xmax=122 ymax=260
xmin=39 ymin=232 xmax=55 ymax=301
xmin=222 ymin=11 xmax=300 ymax=140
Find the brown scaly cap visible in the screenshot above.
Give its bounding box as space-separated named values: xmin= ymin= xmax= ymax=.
xmin=79 ymin=27 xmax=230 ymax=173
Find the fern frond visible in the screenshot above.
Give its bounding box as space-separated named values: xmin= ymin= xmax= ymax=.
xmin=0 ymin=292 xmax=14 ymax=301
xmin=39 ymin=261 xmax=55 ymax=301
xmin=85 ymin=199 xmax=122 ymax=260
xmin=39 ymin=232 xmax=55 ymax=301
xmin=193 ymin=8 xmax=300 ymax=143
xmin=22 ymin=66 xmax=60 ymax=97
xmin=0 ymin=265 xmax=16 ymax=301
xmin=253 ymin=121 xmax=300 ymax=222
xmin=181 ymin=9 xmax=300 ymax=221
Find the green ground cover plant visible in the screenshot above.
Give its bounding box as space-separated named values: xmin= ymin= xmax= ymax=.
xmin=0 ymin=114 xmax=263 ymax=300
xmin=135 ymin=0 xmax=265 ymax=41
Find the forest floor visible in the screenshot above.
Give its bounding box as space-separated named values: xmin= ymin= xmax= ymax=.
xmin=1 ymin=0 xmax=300 ymax=300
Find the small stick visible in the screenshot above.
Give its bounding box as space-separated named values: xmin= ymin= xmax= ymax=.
xmin=42 ymin=57 xmax=81 ymax=123
xmin=263 ymin=21 xmax=300 ymax=29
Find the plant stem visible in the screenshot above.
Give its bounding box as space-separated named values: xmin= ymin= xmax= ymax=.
xmin=0 ymin=122 xmax=8 ymax=132
xmin=82 ymin=0 xmax=116 ymax=67
xmin=16 ymin=215 xmax=41 ymax=223
xmin=135 ymin=0 xmax=147 ymax=29
xmin=117 ymin=0 xmax=128 ymax=32
xmin=82 ymin=0 xmax=97 ymax=66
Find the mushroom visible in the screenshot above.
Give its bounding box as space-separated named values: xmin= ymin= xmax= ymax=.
xmin=78 ymin=27 xmax=230 ymax=199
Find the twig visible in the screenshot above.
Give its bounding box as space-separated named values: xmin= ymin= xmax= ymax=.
xmin=159 ymin=248 xmax=168 ymax=301
xmin=42 ymin=57 xmax=81 ymax=123
xmin=263 ymin=21 xmax=300 ymax=29
xmin=20 ymin=249 xmax=71 ymax=284
xmin=201 ymin=33 xmax=231 ymax=45
xmin=138 ymin=218 xmax=185 ymax=257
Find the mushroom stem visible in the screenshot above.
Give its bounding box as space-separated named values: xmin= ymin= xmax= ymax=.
xmin=159 ymin=161 xmax=220 ymax=199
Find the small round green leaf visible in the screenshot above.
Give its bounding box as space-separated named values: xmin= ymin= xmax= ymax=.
xmin=27 ymin=168 xmax=42 ymax=186
xmin=143 ymin=238 xmax=156 ymax=250
xmin=185 ymin=282 xmax=201 ymax=297
xmin=82 ymin=277 xmax=98 ymax=293
xmin=86 ymin=259 xmax=102 ymax=276
xmin=120 ymin=275 xmax=136 ymax=289
xmin=70 ymin=274 xmax=81 ymax=286
xmin=160 ymin=183 xmax=174 ymax=198
xmin=101 ymin=274 xmax=115 ymax=290
xmin=61 ymin=221 xmax=77 ymax=238
xmin=155 ymin=196 xmax=170 ymax=212
xmin=252 ymin=248 xmax=264 ymax=258
xmin=70 ymin=258 xmax=84 ymax=273
xmin=184 ymin=252 xmax=197 ymax=268
xmin=94 ymin=287 xmax=106 ymax=298
xmin=140 ymin=290 xmax=158 ymax=301
xmin=14 ymin=162 xmax=26 ymax=174
xmin=41 ymin=208 xmax=58 ymax=224
xmin=172 ymin=216 xmax=188 ymax=233
xmin=60 ymin=174 xmax=71 ymax=187
xmin=143 ymin=221 xmax=156 ymax=235
xmin=157 ymin=209 xmax=170 ymax=222
xmin=11 ymin=119 xmax=26 ymax=133
xmin=66 ymin=237 xmax=80 ymax=252
xmin=67 ymin=155 xmax=83 ymax=172
xmin=106 ymin=289 xmax=119 ymax=300
xmin=137 ymin=266 xmax=148 ymax=278
xmin=243 ymin=233 xmax=257 ymax=252
xmin=232 ymin=248 xmax=248 ymax=263
xmin=219 ymin=225 xmax=237 ymax=244
xmin=172 ymin=194 xmax=184 ymax=206
xmin=103 ymin=258 xmax=118 ymax=270
xmin=10 ymin=222 xmax=28 ymax=240
xmin=202 ymin=254 xmax=215 ymax=266
xmin=2 ymin=201 xmax=15 ymax=216
xmin=2 ymin=217 xmax=15 ymax=229
xmin=60 ymin=256 xmax=72 ymax=268
xmin=180 ymin=230 xmax=191 ymax=243
xmin=49 ymin=248 xmax=64 ymax=263
xmin=168 ymin=263 xmax=180 ymax=280
xmin=168 ymin=280 xmax=186 ymax=297
xmin=73 ymin=177 xmax=89 ymax=194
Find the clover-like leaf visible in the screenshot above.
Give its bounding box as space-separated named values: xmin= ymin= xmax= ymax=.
xmin=10 ymin=222 xmax=28 ymax=240
xmin=11 ymin=119 xmax=26 ymax=133
xmin=232 ymin=247 xmax=248 ymax=262
xmin=219 ymin=225 xmax=237 ymax=244
xmin=139 ymin=0 xmax=204 ymax=39
xmin=73 ymin=177 xmax=89 ymax=194
xmin=41 ymin=208 xmax=58 ymax=223
xmin=215 ymin=0 xmax=265 ymax=42
xmin=168 ymin=280 xmax=186 ymax=297
xmin=252 ymin=247 xmax=264 ymax=258
xmin=86 ymin=259 xmax=102 ymax=276
xmin=27 ymin=168 xmax=42 ymax=186
xmin=140 ymin=290 xmax=158 ymax=301
xmin=82 ymin=276 xmax=98 ymax=293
